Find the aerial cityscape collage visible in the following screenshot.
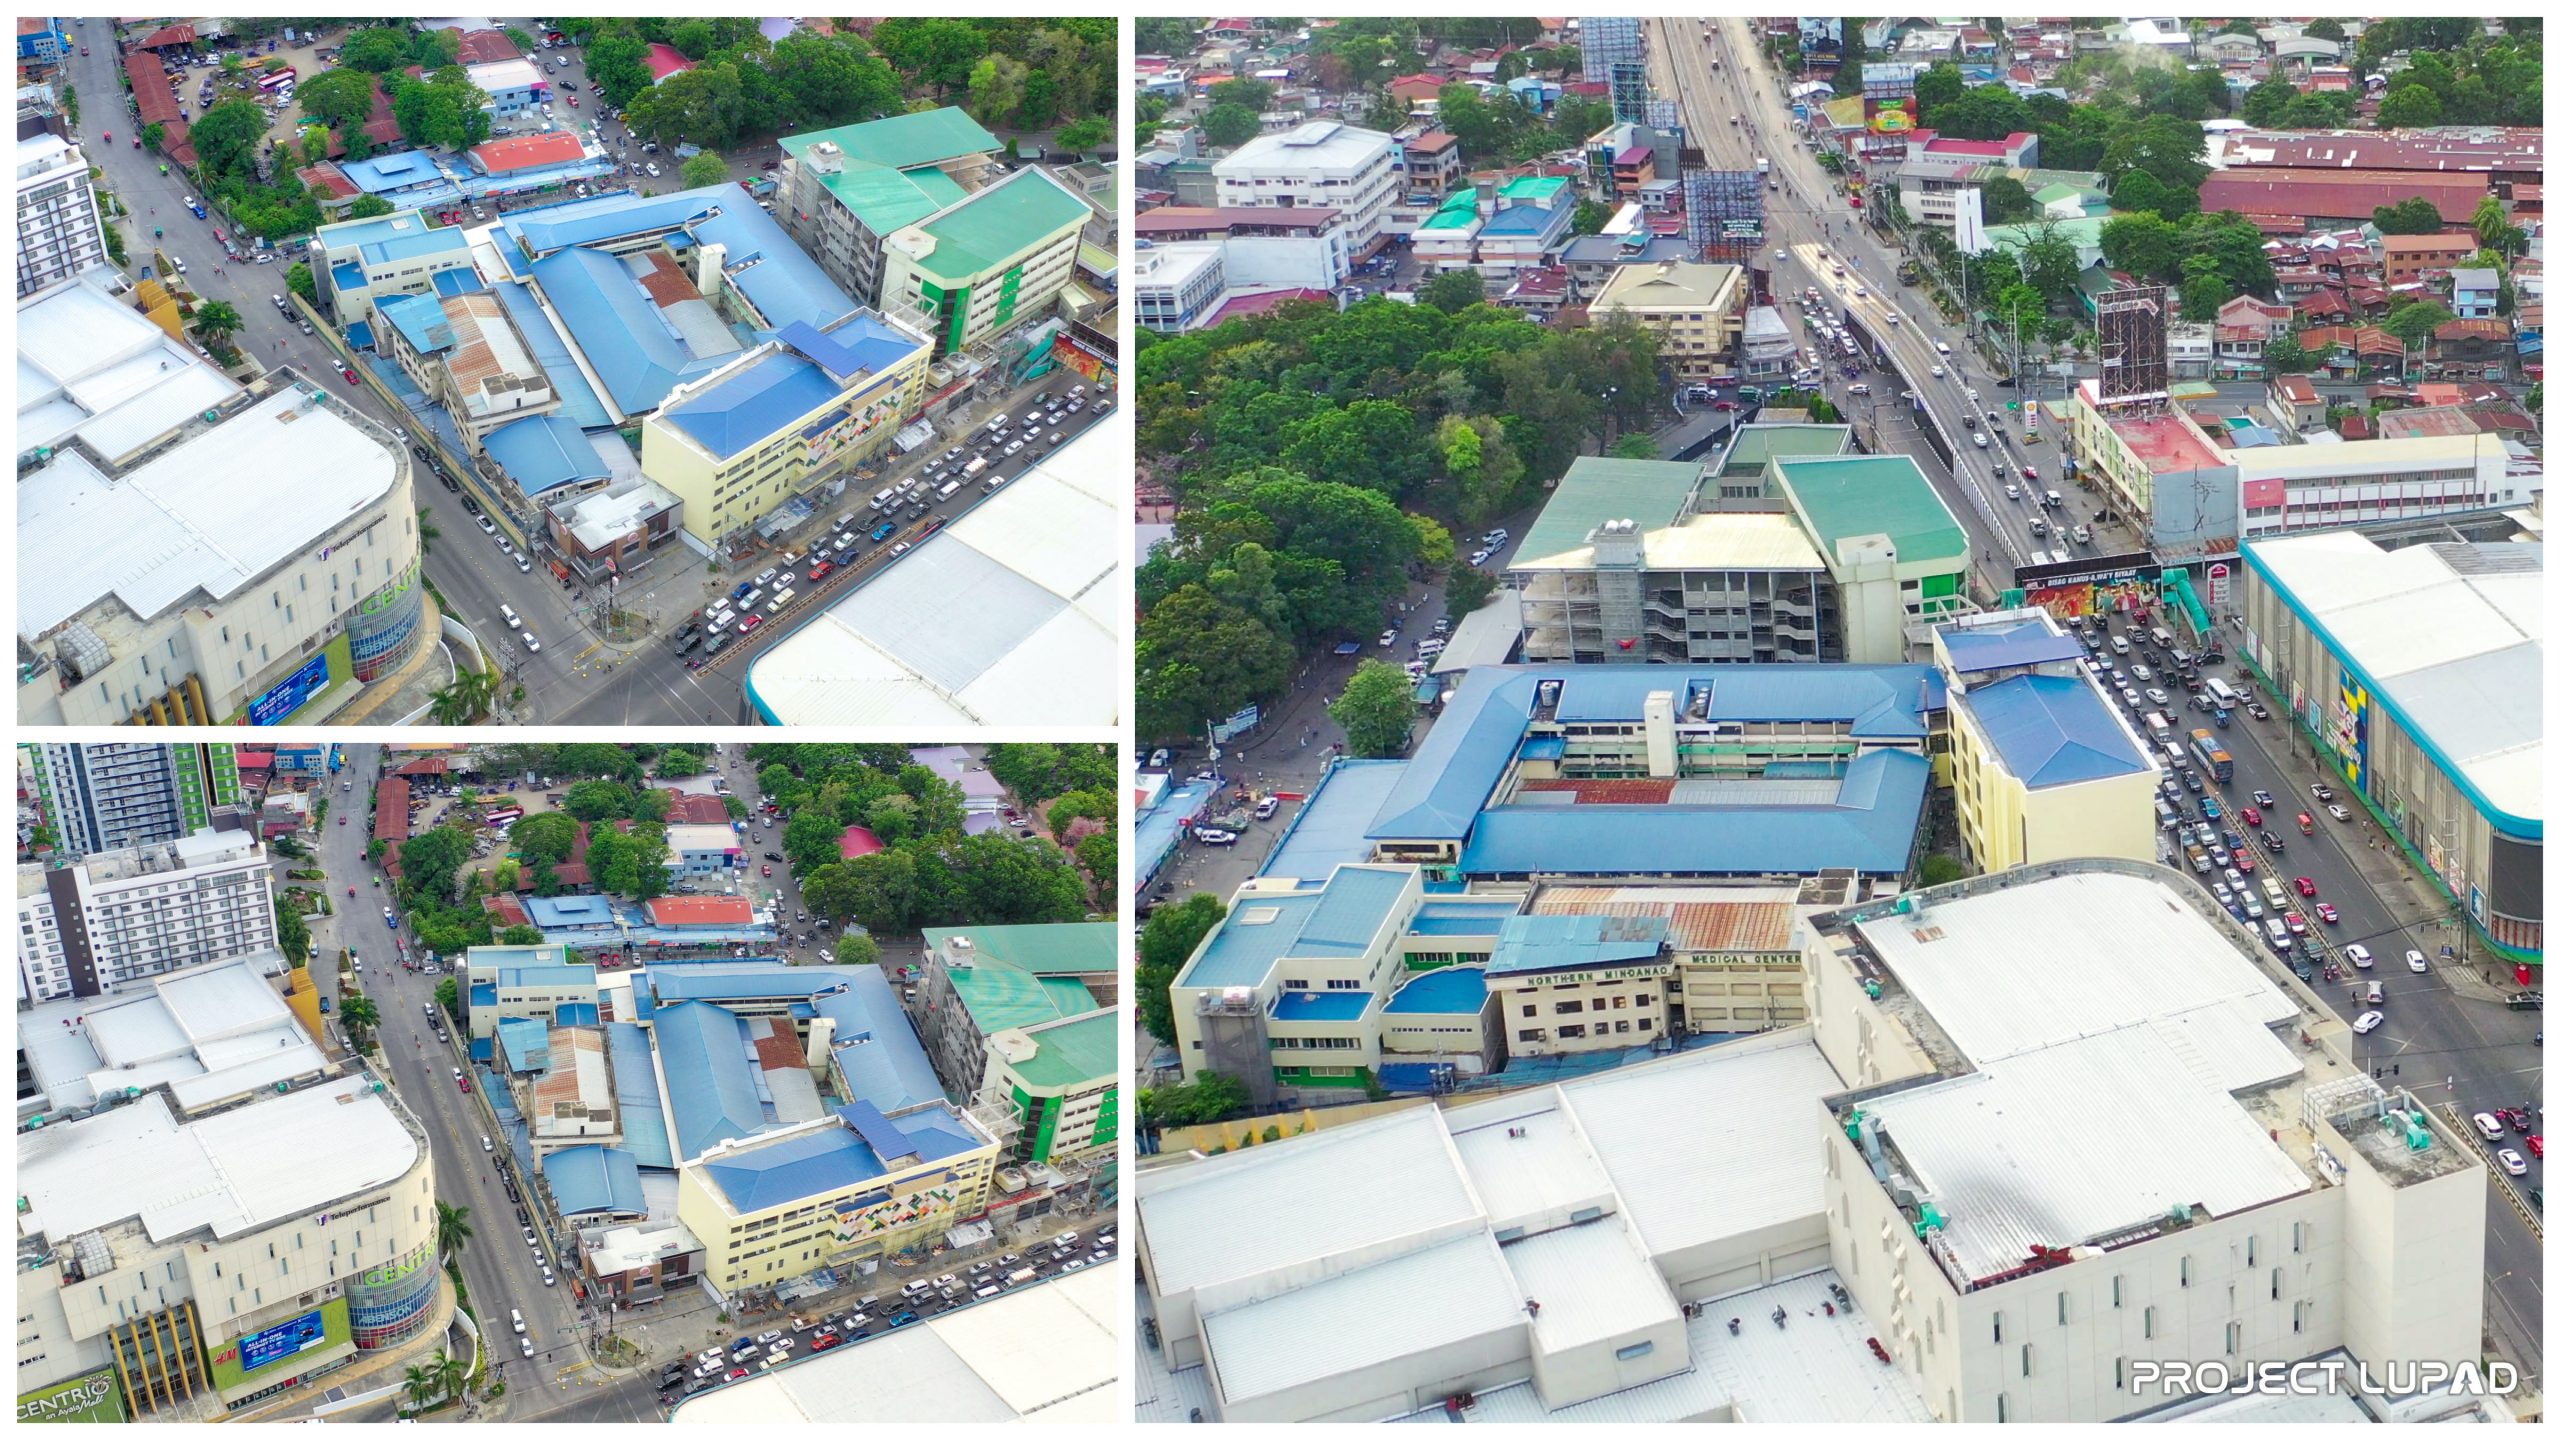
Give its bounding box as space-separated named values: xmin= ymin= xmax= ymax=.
xmin=4 ymin=9 xmax=2543 ymax=1429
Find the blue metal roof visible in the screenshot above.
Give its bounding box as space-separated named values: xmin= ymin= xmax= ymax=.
xmin=1382 ymin=966 xmax=1492 ymax=1015
xmin=1939 ymin=619 xmax=2083 ymax=673
xmin=1548 ymin=665 xmax=1936 ymax=735
xmin=527 ymin=244 xmax=730 ymax=415
xmin=606 ymin=1022 xmax=674 ymax=1169
xmin=542 ymin=1145 xmax=648 ymax=1216
xmin=431 ymin=267 xmax=485 ymax=298
xmin=483 ymin=414 xmax=611 ymax=498
xmin=491 ymin=280 xmax=612 ymax=427
xmin=495 ymin=960 xmax=596 ymax=989
xmin=663 ymin=352 xmax=842 ymax=460
xmin=523 ymin=894 xmax=616 ymax=926
xmin=361 ymin=226 xmax=471 ymax=266
xmin=499 ymin=184 xmax=855 ymax=333
xmin=1965 ymin=674 xmax=2150 ymax=788
xmin=331 ymin=260 xmax=368 ymax=293
xmin=497 ymin=1016 xmax=551 ymax=1072
xmin=340 ymin=152 xmax=446 ymax=191
xmin=1481 ymin=205 xmax=1561 ymax=236
xmin=1460 ymin=749 xmax=1931 ymax=877
xmin=1272 ymin=990 xmax=1374 ymax=1022
xmin=697 ymin=1103 xmax=981 ymax=1214
xmin=1258 ymin=760 xmax=1405 ymax=883
xmin=653 ymin=1000 xmax=770 ymax=1161
xmin=376 ymin=292 xmax=453 ymax=354
xmin=1518 ymin=735 xmax=1567 ymax=761
xmin=647 ymin=961 xmax=841 ymax=1003
xmin=777 ymin=315 xmax=922 ymax=386
xmin=1486 ymin=913 xmax=1670 ymax=977
xmin=1136 ymin=779 xmax=1215 ymax=884
xmin=555 ymin=1002 xmax=599 ymax=1026
xmin=1406 ymin=900 xmax=1522 ymax=937
xmin=1179 ymin=865 xmax=1410 ymax=991
xmin=1369 ymin=671 xmax=1543 ymax=840
xmin=810 ymin=968 xmax=945 ymax=1113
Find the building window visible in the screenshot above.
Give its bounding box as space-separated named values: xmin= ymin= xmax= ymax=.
xmin=1991 ymin=1310 xmax=2002 ymax=1343
xmin=1557 ymin=1024 xmax=1585 ymax=1039
xmin=1615 ymin=1340 xmax=1654 ymax=1361
xmin=2143 ymin=1305 xmax=2156 ymax=1339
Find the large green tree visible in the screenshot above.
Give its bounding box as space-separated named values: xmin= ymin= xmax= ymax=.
xmin=1331 ymin=660 xmax=1419 ymax=758
xmin=1136 ymin=893 xmax=1228 ymax=1041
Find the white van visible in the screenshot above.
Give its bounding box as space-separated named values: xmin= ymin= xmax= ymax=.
xmin=870 ymin=487 xmax=896 ymax=511
xmin=1053 ymin=1231 xmax=1080 ymax=1249
xmin=1934 ymin=340 xmax=1952 ymax=356
xmin=2143 ymin=711 xmax=2170 ymax=734
xmin=766 ymin=588 xmax=795 ymax=615
xmin=2161 ymin=741 xmax=2187 ymax=767
xmin=500 ymin=604 xmax=522 ymax=629
xmin=936 ymin=479 xmax=962 ymax=502
xmin=972 ymin=1283 xmax=1001 ymax=1299
xmin=900 ymin=1278 xmax=933 ymax=1299
xmin=2110 ymin=635 xmax=2131 ymax=655
xmin=737 ymin=588 xmax=763 ymax=613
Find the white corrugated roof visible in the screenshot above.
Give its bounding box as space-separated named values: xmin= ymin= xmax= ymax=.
xmin=1861 ymin=1025 xmax=2313 ymax=1282
xmin=672 ymin=1262 xmax=1118 ymax=1423
xmin=1200 ymin=1233 xmax=1523 ymax=1405
xmin=744 ymin=409 xmax=1121 ymax=725
xmin=1857 ymin=869 xmax=2303 ymax=1090
xmin=1502 ymin=1215 xmax=1680 ymax=1355
xmin=1138 ymin=1103 xmax=1482 ymax=1297
xmin=2248 ymin=533 xmax=2539 ymax=821
xmin=1566 ymin=1032 xmax=1842 ymax=1259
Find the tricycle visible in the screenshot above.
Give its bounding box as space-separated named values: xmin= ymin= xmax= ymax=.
xmin=2296 ymin=812 xmax=2314 ymax=835
xmin=348 ymin=886 xmax=356 ymax=897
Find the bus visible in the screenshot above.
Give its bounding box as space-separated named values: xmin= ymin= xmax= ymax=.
xmin=257 ymin=66 xmax=297 ymax=92
xmin=483 ymin=805 xmax=524 ymax=829
xmin=2204 ymin=678 xmax=2237 ymax=710
xmin=327 ymin=744 xmax=343 ymax=774
xmin=2189 ymin=729 xmax=2233 ymax=782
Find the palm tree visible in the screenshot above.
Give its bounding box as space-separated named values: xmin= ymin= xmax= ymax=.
xmin=401 ymin=1364 xmax=441 ymax=1409
xmin=338 ymin=991 xmax=380 ymax=1049
xmin=429 ymin=667 xmax=498 ymax=725
xmin=194 ymin=299 xmax=244 ymax=346
xmin=416 ymin=509 xmax=440 ymax=557
xmin=434 ymin=1200 xmax=473 ymax=1261
xmin=432 ymin=1352 xmax=466 ymax=1401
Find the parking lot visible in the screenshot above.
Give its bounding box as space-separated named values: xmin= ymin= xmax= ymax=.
xmin=659 ymin=1228 xmax=1119 ymax=1402
xmin=670 ymin=378 xmax=1113 ymax=668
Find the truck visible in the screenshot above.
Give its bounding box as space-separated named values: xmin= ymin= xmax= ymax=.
xmin=1755 ymin=156 xmax=1769 ymax=177
xmin=962 ymin=455 xmax=988 ymax=479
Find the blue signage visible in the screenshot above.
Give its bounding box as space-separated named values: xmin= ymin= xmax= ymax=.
xmin=246 ymin=653 xmax=332 ymax=726
xmin=239 ymin=1309 xmax=328 ymax=1372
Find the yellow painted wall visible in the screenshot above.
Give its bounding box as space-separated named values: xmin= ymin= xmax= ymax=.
xmin=1949 ymin=699 xmax=2158 ymax=872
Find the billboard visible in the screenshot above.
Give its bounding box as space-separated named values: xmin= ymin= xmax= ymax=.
xmin=2333 ymin=670 xmax=2374 ymax=790
xmin=245 ymin=652 xmax=332 ymax=726
xmin=208 ymin=1299 xmax=349 ymax=1390
xmin=17 ymin=1370 xmax=126 ymax=1425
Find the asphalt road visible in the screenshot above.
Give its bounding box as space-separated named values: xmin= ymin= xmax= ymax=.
xmin=1657 ymin=20 xmax=2123 ymax=587
xmin=298 ymin=745 xmax=587 ymax=1418
xmin=1673 ymin=21 xmax=2541 ymax=1382
xmin=551 ymin=373 xmax=1112 ymax=726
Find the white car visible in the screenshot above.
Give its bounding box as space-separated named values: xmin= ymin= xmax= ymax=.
xmin=2474 ymin=1112 xmax=2506 ymax=1139
xmin=1378 ymin=628 xmax=1400 ymax=648
xmin=2498 ymin=1148 xmax=2528 ymax=1176
xmin=523 ymin=632 xmax=542 ymax=653
xmin=481 ymin=1136 xmax=494 ymax=1153
xmin=1853 ymin=286 xmax=1868 ymax=298
xmin=1775 ymin=248 xmax=1789 ymax=261
xmin=2351 ymin=1010 xmax=2385 ymax=1034
xmin=1192 ymin=827 xmax=1238 ymax=846
xmin=1467 ymin=548 xmax=1491 ymax=567
xmin=1930 ymin=364 xmax=1945 ymax=377
xmin=2342 ymin=943 xmax=2373 ymax=969
xmin=2405 ymin=949 xmax=2429 ymax=973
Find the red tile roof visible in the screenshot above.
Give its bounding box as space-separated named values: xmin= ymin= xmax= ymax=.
xmin=298 ymin=163 xmax=361 ymax=200
xmin=663 ymin=793 xmax=730 ymax=825
xmin=2436 ymin=318 xmax=2512 ymax=341
xmin=450 ymin=27 xmax=521 ymax=64
xmin=374 ymin=777 xmax=412 ymax=847
xmin=2200 ymin=169 xmax=2490 ymax=222
xmin=644 ymin=896 xmax=755 ymax=926
xmin=839 ymin=825 xmax=885 ymax=860
xmin=133 ymin=22 xmax=197 ymax=50
xmin=484 ymin=894 xmax=532 ymax=929
xmin=473 ymin=130 xmax=586 ymax=174
xmin=646 ymin=41 xmax=693 ymax=82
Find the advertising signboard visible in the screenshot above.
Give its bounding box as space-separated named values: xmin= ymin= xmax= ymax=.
xmin=240 ymin=1309 xmax=329 ymax=1372
xmin=16 ymin=1370 xmax=126 ymax=1425
xmin=245 ymin=652 xmax=332 ymax=726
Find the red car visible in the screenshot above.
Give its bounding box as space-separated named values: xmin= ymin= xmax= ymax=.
xmin=807 ymin=560 xmax=832 ymax=582
xmin=738 ymin=614 xmax=763 ymax=633
xmin=2283 ymin=912 xmax=2307 ymax=935
xmin=2240 ymin=806 xmax=2261 ymax=827
xmin=811 ymin=1333 xmax=843 ymax=1352
xmin=2315 ymin=903 xmax=2339 ymax=924
xmin=340 ymin=363 xmax=359 ymax=387
xmin=2294 ymin=876 xmax=2318 ymax=898
xmin=2233 ymin=852 xmax=2255 ymax=874
xmin=726 ymin=1367 xmax=748 ymax=1382
xmin=2020 ymin=466 xmax=2039 ymax=481
xmin=458 ymin=1076 xmax=471 ymax=1093
xmin=2532 ymin=1136 xmax=2546 ymax=1159
xmin=761 ymin=863 xmax=772 ymax=876
xmin=568 ymin=94 xmax=579 ymax=106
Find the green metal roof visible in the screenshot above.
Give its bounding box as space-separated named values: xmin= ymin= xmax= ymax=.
xmin=1772 ymin=454 xmax=1969 ymax=564
xmin=1499 ymin=175 xmax=1571 ymax=202
xmin=1513 ymin=456 xmax=1703 ymax=566
xmin=898 ymin=168 xmax=1093 ymax=283
xmin=1716 ymin=422 xmax=1856 ymax=476
xmin=1418 ymin=190 xmax=1479 ymax=231
xmin=921 ymin=921 xmax=1117 ymax=977
xmin=780 ymin=107 xmax=999 ymax=172
xmin=1004 ymin=1007 xmax=1119 ymax=1091
xmin=944 ymin=956 xmax=1100 ymax=1035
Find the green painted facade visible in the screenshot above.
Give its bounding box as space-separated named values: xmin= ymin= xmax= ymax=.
xmin=1274 ymin=1066 xmax=1372 ymax=1089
